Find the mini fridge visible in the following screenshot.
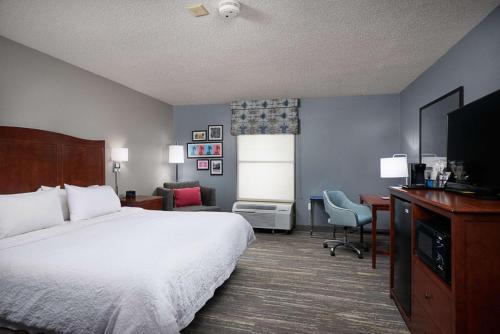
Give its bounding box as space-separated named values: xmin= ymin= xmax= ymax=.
xmin=393 ymin=198 xmax=412 ymax=316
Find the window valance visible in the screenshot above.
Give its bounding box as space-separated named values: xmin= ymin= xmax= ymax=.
xmin=230 ymin=98 xmax=300 ymax=135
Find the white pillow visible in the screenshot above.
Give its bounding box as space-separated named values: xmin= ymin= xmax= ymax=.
xmin=39 ymin=185 xmax=70 ymax=221
xmin=65 ymin=184 xmax=121 ymax=221
xmin=0 ymin=189 xmax=65 ymax=239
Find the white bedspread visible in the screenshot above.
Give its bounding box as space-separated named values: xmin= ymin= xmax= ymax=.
xmin=0 ymin=208 xmax=255 ymax=334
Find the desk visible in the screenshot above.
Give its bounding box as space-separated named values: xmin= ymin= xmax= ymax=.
xmin=360 ymin=194 xmax=390 ymax=269
xmin=309 ymin=195 xmax=335 ymax=238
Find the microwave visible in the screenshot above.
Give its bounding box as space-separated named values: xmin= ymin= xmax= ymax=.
xmin=415 ymin=220 xmax=451 ymax=284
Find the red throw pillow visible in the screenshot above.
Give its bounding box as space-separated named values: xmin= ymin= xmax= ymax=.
xmin=174 ymin=187 xmax=202 ymax=208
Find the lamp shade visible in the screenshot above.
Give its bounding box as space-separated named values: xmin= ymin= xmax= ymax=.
xmin=111 ymin=148 xmax=128 ymax=162
xmin=380 ymin=156 xmax=408 ymax=178
xmin=169 ymin=145 xmax=184 ymax=164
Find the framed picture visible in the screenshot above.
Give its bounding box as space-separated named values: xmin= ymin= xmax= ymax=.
xmin=210 ymin=159 xmax=223 ymax=176
xmin=197 ymin=159 xmax=209 ymax=170
xmin=208 ymin=125 xmax=223 ymax=141
xmin=187 ymin=142 xmax=223 ymax=158
xmin=192 ymin=130 xmax=207 ymax=141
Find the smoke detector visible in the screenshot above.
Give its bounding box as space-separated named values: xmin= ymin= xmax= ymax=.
xmin=218 ymin=0 xmax=240 ymax=19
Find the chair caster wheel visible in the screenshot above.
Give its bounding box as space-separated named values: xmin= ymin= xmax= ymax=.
xmin=330 ymin=249 xmax=336 ymax=256
xmin=323 ymin=242 xmax=328 ymax=248
xmin=358 ymin=252 xmax=364 ymax=259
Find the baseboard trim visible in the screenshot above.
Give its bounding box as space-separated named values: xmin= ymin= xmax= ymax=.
xmin=294 ymin=224 xmax=389 ymax=235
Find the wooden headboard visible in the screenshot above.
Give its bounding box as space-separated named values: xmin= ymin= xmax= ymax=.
xmin=0 ymin=126 xmax=105 ymax=194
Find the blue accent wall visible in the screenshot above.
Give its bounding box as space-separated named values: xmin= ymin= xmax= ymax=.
xmin=400 ymin=5 xmax=500 ymax=161
xmin=174 ymin=104 xmax=236 ymax=213
xmin=174 ymin=95 xmax=401 ymax=228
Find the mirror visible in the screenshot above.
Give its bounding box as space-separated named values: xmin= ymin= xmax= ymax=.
xmin=419 ymin=87 xmax=463 ymax=165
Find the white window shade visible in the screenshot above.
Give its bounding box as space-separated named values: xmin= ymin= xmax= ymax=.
xmin=237 ymin=134 xmax=294 ymax=202
xmin=238 ymin=135 xmax=294 ymax=161
xmin=238 ymin=162 xmax=295 ymax=201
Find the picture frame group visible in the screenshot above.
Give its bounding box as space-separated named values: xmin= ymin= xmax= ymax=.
xmin=210 ymin=159 xmax=223 ymax=175
xmin=187 ymin=142 xmax=223 ymax=158
xmin=192 ymin=130 xmax=206 ymax=141
xmin=191 ymin=125 xmax=223 ymax=176
xmin=192 ymin=125 xmax=223 ymax=142
xmin=208 ymin=125 xmax=223 ymax=141
xmin=196 ymin=159 xmax=209 ymax=170
xmin=196 ymin=159 xmax=223 ymax=175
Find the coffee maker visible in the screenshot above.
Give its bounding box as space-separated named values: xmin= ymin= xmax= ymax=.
xmin=405 ymin=163 xmax=426 ymax=188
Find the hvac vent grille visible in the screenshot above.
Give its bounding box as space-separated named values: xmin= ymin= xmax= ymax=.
xmin=235 ymin=204 xmax=277 ymax=211
xmin=237 ymin=212 xmax=276 ymax=228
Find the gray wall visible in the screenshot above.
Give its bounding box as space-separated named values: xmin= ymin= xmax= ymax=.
xmin=400 ymin=5 xmax=500 ymax=162
xmin=0 ymin=36 xmax=174 ymax=195
xmin=297 ymin=96 xmax=400 ymax=229
xmin=174 ymin=95 xmax=401 ymax=229
xmin=174 ymin=104 xmax=236 ymax=212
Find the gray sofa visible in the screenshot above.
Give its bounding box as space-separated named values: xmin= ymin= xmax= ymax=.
xmin=155 ymin=181 xmax=220 ymax=212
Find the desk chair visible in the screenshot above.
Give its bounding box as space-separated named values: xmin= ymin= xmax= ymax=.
xmin=322 ymin=190 xmax=372 ymax=259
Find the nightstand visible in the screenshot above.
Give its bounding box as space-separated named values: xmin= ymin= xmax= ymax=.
xmin=120 ymin=195 xmax=163 ymax=210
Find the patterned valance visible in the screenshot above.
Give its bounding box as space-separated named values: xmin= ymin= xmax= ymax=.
xmin=230 ymin=98 xmax=300 ymax=135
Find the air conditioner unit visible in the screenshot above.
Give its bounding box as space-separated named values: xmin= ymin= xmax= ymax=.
xmin=232 ymin=201 xmax=294 ymax=231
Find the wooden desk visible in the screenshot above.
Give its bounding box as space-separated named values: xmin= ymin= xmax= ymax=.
xmin=360 ymin=194 xmax=390 ymax=269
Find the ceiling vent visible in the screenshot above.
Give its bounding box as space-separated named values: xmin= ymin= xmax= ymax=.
xmin=186 ymin=4 xmax=209 ymax=17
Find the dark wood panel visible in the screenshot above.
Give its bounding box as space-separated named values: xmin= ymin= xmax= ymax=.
xmin=136 ymin=200 xmax=162 ymax=210
xmin=390 ymin=187 xmax=500 ymax=214
xmin=62 ymin=144 xmax=104 ymax=186
xmin=120 ymin=196 xmax=163 ymax=210
xmin=0 ymin=126 xmax=105 ymax=194
xmin=411 ymin=298 xmax=443 ymax=334
xmin=462 ymin=217 xmax=500 ymax=333
xmin=413 ymin=258 xmax=452 ymax=334
xmin=0 ymin=140 xmax=59 ymax=194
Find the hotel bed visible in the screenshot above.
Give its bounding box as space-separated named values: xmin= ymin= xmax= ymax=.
xmin=0 ymin=208 xmax=254 ymax=333
xmin=0 ymin=126 xmax=255 ymax=334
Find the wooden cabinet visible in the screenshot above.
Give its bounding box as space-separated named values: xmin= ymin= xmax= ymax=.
xmin=411 ymin=298 xmax=442 ymax=334
xmin=389 ymin=187 xmax=500 ymax=334
xmin=120 ymin=195 xmax=163 ymax=210
xmin=413 ymin=258 xmax=452 ymax=334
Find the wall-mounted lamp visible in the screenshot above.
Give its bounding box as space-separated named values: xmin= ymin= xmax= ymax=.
xmin=111 ymin=148 xmax=128 ymax=194
xmin=168 ymin=145 xmax=184 ymax=182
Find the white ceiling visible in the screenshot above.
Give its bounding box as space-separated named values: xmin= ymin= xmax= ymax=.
xmin=0 ymin=0 xmax=498 ymax=105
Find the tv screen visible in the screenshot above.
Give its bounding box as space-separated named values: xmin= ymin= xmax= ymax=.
xmin=447 ymin=89 xmax=500 ymax=197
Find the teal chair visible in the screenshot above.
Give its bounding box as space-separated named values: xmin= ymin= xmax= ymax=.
xmin=322 ymin=190 xmax=372 ymax=259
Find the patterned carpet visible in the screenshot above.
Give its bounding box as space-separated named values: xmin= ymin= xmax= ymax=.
xmin=182 ymin=231 xmax=409 ymax=334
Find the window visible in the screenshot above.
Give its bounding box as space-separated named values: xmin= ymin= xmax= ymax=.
xmin=237 ymin=134 xmax=295 ymax=202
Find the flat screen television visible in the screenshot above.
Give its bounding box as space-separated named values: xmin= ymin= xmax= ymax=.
xmin=446 ymin=89 xmax=500 ymax=199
